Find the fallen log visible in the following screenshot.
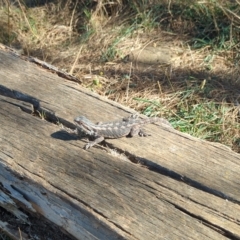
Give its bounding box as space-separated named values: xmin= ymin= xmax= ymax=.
xmin=0 ymin=46 xmax=240 ymax=240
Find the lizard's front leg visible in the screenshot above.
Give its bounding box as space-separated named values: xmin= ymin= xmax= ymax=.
xmin=84 ymin=136 xmax=105 ymax=149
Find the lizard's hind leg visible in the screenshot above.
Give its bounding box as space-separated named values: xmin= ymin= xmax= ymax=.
xmin=129 ymin=126 xmax=150 ymax=137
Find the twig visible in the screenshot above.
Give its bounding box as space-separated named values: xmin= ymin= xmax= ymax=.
xmin=70 ymin=45 xmax=83 ymax=75
xmin=126 ymin=61 xmax=132 ymax=101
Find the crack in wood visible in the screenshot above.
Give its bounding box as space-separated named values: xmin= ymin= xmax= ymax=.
xmin=165 ymin=200 xmax=240 ymax=240
xmin=0 ymin=84 xmax=40 ymax=109
xmin=0 ymin=85 xmax=76 ymax=130
xmin=101 ymin=144 xmax=240 ymax=206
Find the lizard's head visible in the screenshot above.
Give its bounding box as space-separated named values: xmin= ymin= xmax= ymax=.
xmin=74 ymin=116 xmax=95 ymax=135
xmin=74 ymin=116 xmax=88 ymax=123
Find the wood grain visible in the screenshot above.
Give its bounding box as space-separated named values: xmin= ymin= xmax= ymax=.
xmin=0 ymin=47 xmax=239 ymax=239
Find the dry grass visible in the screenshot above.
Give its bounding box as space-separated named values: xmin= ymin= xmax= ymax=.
xmin=0 ymin=0 xmax=239 ymax=152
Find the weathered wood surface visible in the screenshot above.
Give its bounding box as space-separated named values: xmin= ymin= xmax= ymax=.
xmin=0 ymin=47 xmax=240 ymax=240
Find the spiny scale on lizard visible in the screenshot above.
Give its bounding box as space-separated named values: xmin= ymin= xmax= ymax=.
xmin=74 ymin=114 xmax=172 ymax=149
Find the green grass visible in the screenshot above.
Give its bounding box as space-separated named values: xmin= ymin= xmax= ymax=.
xmin=134 ymin=82 xmax=239 ymax=149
